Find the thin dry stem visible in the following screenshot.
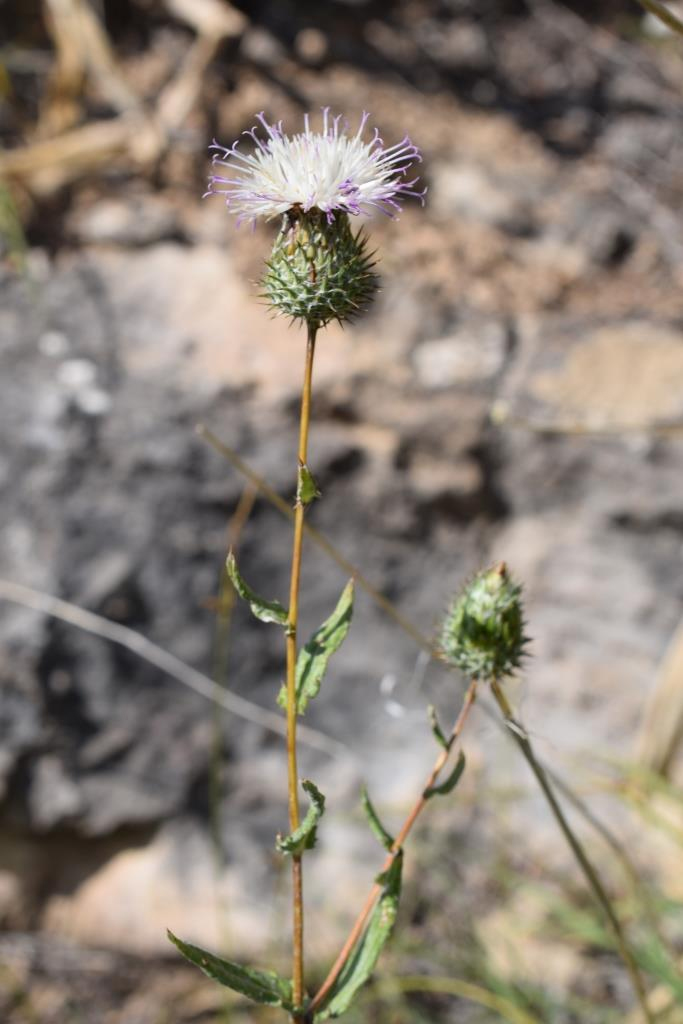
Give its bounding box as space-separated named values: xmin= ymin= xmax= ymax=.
xmin=0 ymin=579 xmax=343 ymax=755
xmin=310 ymin=678 xmax=478 ymax=1014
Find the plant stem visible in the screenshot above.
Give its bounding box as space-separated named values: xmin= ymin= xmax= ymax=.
xmin=310 ymin=678 xmax=478 ymax=1014
xmin=286 ymin=323 xmax=317 ymax=1015
xmin=636 ymin=0 xmax=683 ymax=36
xmin=490 ymin=680 xmax=654 ymax=1024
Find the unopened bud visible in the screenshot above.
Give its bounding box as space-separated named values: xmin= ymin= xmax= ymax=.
xmin=439 ymin=563 xmax=529 ymax=681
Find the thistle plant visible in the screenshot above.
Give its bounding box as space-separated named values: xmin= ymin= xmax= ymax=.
xmin=169 ymin=109 xmax=446 ymax=1022
xmin=167 ymin=109 xmax=655 ymax=1024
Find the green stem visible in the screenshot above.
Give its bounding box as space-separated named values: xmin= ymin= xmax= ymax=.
xmin=285 ymin=323 xmax=317 ymax=1017
xmin=490 ymin=680 xmax=653 ymax=1024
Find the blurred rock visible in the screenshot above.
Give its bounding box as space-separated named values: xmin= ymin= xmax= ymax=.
xmin=67 ymin=196 xmax=182 ymax=247
xmin=294 ymin=27 xmax=328 ymax=64
xmin=527 ymin=321 xmax=683 ymax=429
xmin=413 ymin=321 xmax=508 ymax=388
xmin=240 ymin=26 xmax=285 ymax=66
xmin=431 ymin=161 xmax=536 ymax=235
xmin=29 ymin=757 xmax=84 ymax=831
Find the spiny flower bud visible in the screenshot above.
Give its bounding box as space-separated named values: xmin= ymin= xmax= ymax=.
xmin=262 ymin=208 xmax=378 ymax=327
xmin=439 ymin=563 xmax=529 ymax=681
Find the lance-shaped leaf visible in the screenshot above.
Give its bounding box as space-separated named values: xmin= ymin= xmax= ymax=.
xmin=314 ymin=852 xmax=403 ymax=1020
xmin=297 ymin=463 xmax=321 ymax=506
xmin=428 ymin=704 xmax=449 ymax=751
xmin=361 ymin=785 xmax=394 ymax=851
xmin=278 ymin=580 xmax=354 ymax=713
xmin=226 ymin=552 xmax=288 ymax=626
xmin=167 ymin=931 xmax=293 ymax=1009
xmin=276 ymin=779 xmax=325 ymax=856
xmin=424 ymin=751 xmax=466 ymax=799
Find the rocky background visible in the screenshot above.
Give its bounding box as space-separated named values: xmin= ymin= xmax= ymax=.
xmin=1 ymin=1 xmax=683 ymax=1021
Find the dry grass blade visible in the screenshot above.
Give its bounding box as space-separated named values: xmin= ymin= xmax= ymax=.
xmin=376 ymin=975 xmax=543 ymax=1024
xmin=164 ymin=0 xmax=247 ymax=39
xmin=158 ymin=0 xmax=247 ymax=131
xmin=42 ymin=0 xmax=141 ymax=135
xmin=637 ymin=617 xmax=683 ymax=776
xmin=157 ymin=35 xmax=222 ymax=132
xmin=198 ymin=425 xmax=432 ymax=653
xmin=0 ymin=114 xmax=162 ymax=194
xmin=3 ymin=0 xmax=245 ymax=196
xmin=0 ymin=578 xmax=347 ymax=759
xmin=637 ymin=0 xmax=683 ymax=36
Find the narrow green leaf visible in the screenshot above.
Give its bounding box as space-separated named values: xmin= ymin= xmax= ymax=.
xmin=315 ymin=852 xmax=403 ymax=1020
xmin=226 ymin=552 xmax=288 ymax=626
xmin=167 ymin=931 xmax=293 ymax=1008
xmin=361 ymin=786 xmax=394 ymax=851
xmin=295 ymin=579 xmax=354 ymax=714
xmin=424 ymin=751 xmax=466 ymax=799
xmin=276 ymin=779 xmax=325 ymax=856
xmin=428 ymin=704 xmax=449 ymax=750
xmin=297 ymin=462 xmax=321 ymax=506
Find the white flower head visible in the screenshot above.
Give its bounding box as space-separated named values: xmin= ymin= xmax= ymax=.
xmin=206 ymin=108 xmax=425 ymax=224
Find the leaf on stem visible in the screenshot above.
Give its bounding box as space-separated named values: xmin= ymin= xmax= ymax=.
xmin=167 ymin=931 xmax=294 ymax=1008
xmin=424 ymin=751 xmax=466 ymax=799
xmin=314 ymin=851 xmax=403 ymax=1020
xmin=297 ymin=462 xmax=321 ymax=506
xmin=428 ymin=704 xmax=449 ymax=750
xmin=361 ymin=785 xmax=394 ymax=851
xmin=278 ymin=579 xmax=354 ymax=713
xmin=276 ymin=778 xmax=326 ymax=856
xmin=225 ymin=552 xmax=288 ymax=626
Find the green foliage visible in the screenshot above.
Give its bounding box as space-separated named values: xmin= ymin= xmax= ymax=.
xmin=263 ymin=210 xmax=378 ymax=328
xmin=315 ymin=853 xmax=403 ymax=1020
xmin=424 ymin=751 xmax=466 ymax=799
xmin=278 ymin=579 xmax=354 ymax=713
xmin=225 ymin=552 xmax=288 ymax=626
xmin=276 ymin=779 xmax=326 ymax=856
xmin=440 ymin=563 xmax=529 ymax=681
xmin=167 ymin=931 xmax=294 ymax=1009
xmin=361 ymin=786 xmax=395 ymax=851
xmin=297 ymin=463 xmax=321 ymax=506
xmin=550 ymin=899 xmax=683 ymax=1003
xmin=427 ymin=704 xmax=449 ymax=750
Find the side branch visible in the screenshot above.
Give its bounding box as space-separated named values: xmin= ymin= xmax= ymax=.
xmin=310 ymin=678 xmax=478 ymax=1014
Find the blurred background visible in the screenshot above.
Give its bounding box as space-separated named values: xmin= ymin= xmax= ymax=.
xmin=1 ymin=1 xmax=683 ymax=1021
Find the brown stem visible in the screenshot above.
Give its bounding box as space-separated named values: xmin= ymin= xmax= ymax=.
xmin=309 ymin=678 xmax=479 ymax=1014
xmin=490 ymin=680 xmax=653 ymax=1024
xmin=286 ymin=324 xmax=317 ymax=1016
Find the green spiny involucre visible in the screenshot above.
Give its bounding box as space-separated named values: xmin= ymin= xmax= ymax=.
xmin=439 ymin=563 xmax=529 ymax=681
xmin=263 ymin=209 xmax=378 ymax=327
